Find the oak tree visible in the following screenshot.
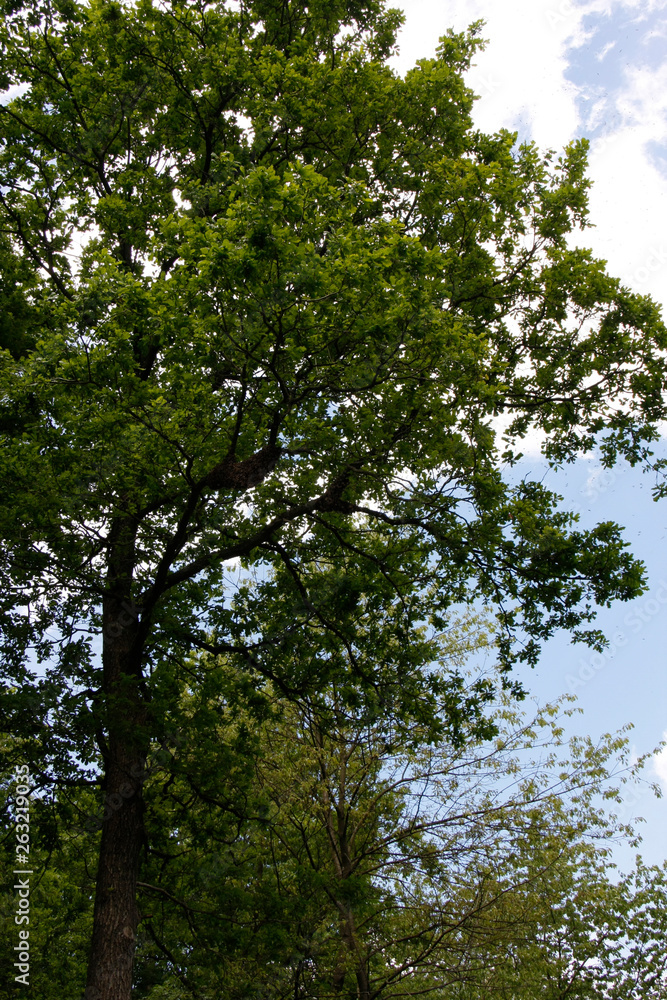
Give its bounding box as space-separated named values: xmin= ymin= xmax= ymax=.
xmin=0 ymin=0 xmax=666 ymax=997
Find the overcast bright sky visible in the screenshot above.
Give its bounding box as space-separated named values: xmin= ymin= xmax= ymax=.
xmin=392 ymin=0 xmax=667 ymax=870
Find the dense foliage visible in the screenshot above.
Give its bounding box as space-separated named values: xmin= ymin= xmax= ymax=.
xmin=2 ymin=641 xmax=666 ymax=998
xmin=0 ymin=0 xmax=666 ymax=995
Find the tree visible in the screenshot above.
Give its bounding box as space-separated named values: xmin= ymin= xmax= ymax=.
xmin=107 ymin=644 xmax=667 ymax=999
xmin=4 ymin=626 xmax=665 ymax=1000
xmin=0 ymin=1 xmax=665 ymax=997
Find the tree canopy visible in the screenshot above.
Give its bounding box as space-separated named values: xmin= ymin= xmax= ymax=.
xmin=0 ymin=0 xmax=666 ymax=996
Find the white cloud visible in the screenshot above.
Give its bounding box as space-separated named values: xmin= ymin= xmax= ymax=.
xmin=596 ymin=39 xmax=616 ymax=60
xmin=617 ymin=61 xmax=667 ymax=135
xmin=576 ymin=128 xmax=667 ymax=304
xmin=394 ymin=0 xmax=601 ymax=148
xmin=570 ymin=47 xmax=667 ymax=303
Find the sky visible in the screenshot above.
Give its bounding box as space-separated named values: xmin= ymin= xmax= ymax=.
xmin=392 ymin=0 xmax=667 ymax=870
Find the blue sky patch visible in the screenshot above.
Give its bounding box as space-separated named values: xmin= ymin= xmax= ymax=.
xmin=565 ymin=4 xmax=667 ymax=139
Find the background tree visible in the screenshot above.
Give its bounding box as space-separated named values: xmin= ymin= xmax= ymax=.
xmin=120 ymin=640 xmax=667 ymax=999
xmin=1 ymin=0 xmax=666 ymax=997
xmin=2 ymin=619 xmax=666 ymax=999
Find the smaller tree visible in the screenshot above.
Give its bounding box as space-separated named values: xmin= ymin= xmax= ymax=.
xmin=449 ymin=852 xmax=667 ymax=1000
xmin=122 ymin=628 xmax=667 ymax=1000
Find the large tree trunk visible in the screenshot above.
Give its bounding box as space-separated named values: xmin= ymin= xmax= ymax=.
xmin=86 ymin=520 xmax=148 ymax=1000
xmin=84 ymin=742 xmax=146 ymax=1000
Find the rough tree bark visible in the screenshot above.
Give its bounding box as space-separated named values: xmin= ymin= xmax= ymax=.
xmin=85 ymin=522 xmax=148 ymax=1000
